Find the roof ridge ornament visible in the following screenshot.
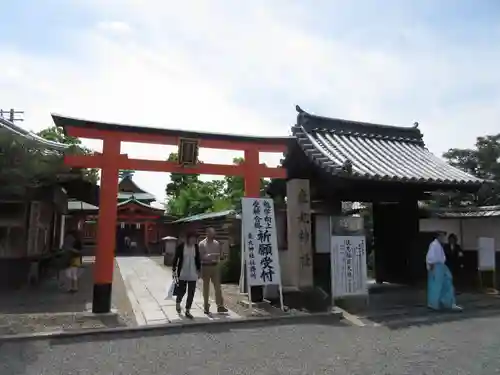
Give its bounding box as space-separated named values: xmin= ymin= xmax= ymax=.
xmin=295 ymin=105 xmax=311 ymax=127
xmin=295 ymin=105 xmax=305 ymax=114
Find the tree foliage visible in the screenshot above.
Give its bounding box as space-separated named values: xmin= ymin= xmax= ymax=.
xmin=439 ymin=133 xmax=500 ymax=207
xmin=0 ymin=125 xmax=102 ymax=197
xmin=165 ymin=152 xmax=200 ymax=199
xmin=165 ymin=154 xmax=270 ymax=217
xmin=37 ymin=126 xmax=99 ymax=184
xmin=0 ymin=136 xmax=64 ymax=196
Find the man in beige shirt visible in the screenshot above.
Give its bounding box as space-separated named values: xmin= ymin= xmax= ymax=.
xmin=199 ymin=227 xmax=228 ymax=314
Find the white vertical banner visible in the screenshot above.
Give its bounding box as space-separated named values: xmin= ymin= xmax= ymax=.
xmin=241 ymin=198 xmax=282 ymax=286
xmin=330 ymin=235 xmax=368 ymax=298
xmin=478 ymin=237 xmax=495 ymax=271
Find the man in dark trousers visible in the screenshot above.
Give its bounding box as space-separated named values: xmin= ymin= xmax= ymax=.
xmin=444 ymin=233 xmax=466 ymax=292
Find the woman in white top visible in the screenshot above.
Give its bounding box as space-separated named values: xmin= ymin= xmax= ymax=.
xmin=426 ymin=232 xmax=462 ymax=311
xmin=172 ymin=232 xmax=201 ymax=319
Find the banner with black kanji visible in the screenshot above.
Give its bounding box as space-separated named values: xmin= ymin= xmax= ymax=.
xmin=241 ymin=198 xmax=282 ymax=287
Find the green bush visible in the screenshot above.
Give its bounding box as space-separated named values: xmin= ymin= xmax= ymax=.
xmin=220 ymin=244 xmax=241 ymax=284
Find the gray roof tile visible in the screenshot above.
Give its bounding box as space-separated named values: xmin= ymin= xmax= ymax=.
xmin=293 ymin=106 xmax=483 ymax=186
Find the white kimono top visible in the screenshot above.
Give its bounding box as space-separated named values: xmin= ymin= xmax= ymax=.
xmin=426 ymin=239 xmax=446 ymax=270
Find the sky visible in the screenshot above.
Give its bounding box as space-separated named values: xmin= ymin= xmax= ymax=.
xmin=1 ymin=0 xmax=499 ymax=203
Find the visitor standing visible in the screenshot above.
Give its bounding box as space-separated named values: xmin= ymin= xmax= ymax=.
xmin=426 ymin=231 xmax=462 ymax=311
xmin=62 ymin=230 xmax=82 ymax=293
xmin=199 ymin=227 xmax=228 ymax=314
xmin=172 ymin=231 xmax=201 ymax=319
xmin=444 ymin=233 xmax=466 ymax=292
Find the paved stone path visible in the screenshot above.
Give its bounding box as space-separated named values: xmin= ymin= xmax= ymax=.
xmin=116 ymin=256 xmax=241 ymax=325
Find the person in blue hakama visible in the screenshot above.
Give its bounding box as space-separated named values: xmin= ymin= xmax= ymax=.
xmin=426 ymin=232 xmax=462 ymax=312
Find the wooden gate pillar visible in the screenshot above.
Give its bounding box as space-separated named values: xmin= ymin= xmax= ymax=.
xmin=244 ymin=148 xmax=261 ymax=198
xmin=93 ymin=137 xmax=120 ymax=313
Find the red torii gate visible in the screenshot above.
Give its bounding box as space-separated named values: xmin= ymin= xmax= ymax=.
xmin=53 ymin=114 xmax=288 ymax=313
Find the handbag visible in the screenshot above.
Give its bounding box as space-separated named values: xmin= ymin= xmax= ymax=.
xmin=165 ymin=275 xmax=179 ymax=299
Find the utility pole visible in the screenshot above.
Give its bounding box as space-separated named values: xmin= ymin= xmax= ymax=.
xmin=0 ymin=108 xmax=24 ymax=123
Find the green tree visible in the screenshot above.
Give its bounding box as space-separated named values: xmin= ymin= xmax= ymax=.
xmin=223 ymin=157 xmax=270 ymax=209
xmin=0 ymin=135 xmax=66 ymax=196
xmin=441 ymin=133 xmax=500 ymax=206
xmin=165 ymin=152 xmax=200 ymax=200
xmin=164 ymin=155 xmax=272 ymax=217
xmin=37 ymin=126 xmax=99 ymax=184
xmin=166 ymin=179 xmax=231 ymax=216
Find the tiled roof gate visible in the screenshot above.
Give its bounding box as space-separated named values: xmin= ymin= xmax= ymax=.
xmin=291 ymin=106 xmax=483 ymax=187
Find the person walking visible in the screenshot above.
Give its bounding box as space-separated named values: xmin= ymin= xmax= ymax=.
xmin=426 ymin=231 xmax=462 ymax=311
xmin=62 ymin=230 xmax=82 ymax=293
xmin=199 ymin=227 xmax=228 ymax=314
xmin=172 ymin=231 xmax=201 ymax=319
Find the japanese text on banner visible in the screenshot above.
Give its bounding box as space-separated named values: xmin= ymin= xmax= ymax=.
xmin=242 ymin=198 xmax=282 ymax=286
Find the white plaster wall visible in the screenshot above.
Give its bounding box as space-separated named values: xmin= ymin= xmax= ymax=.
xmin=419 ymin=217 xmax=500 ymax=251
xmin=461 ymin=218 xmax=500 ymax=251
xmin=420 ymin=218 xmax=461 ymax=237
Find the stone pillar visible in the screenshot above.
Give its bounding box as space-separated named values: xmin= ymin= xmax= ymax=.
xmin=286 ymin=179 xmax=313 ymax=288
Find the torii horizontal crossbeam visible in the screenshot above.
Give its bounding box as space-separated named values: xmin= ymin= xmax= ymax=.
xmin=65 ymin=154 xmax=287 ymax=178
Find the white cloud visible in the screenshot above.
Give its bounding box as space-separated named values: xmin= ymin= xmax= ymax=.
xmin=1 ymin=0 xmax=499 ymax=202
xmin=96 ymin=21 xmax=132 ymax=35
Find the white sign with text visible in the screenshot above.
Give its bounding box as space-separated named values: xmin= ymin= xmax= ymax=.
xmin=331 ymin=235 xmax=368 ymax=298
xmin=478 ymin=237 xmax=495 ymax=271
xmin=241 ymin=198 xmax=282 ymax=287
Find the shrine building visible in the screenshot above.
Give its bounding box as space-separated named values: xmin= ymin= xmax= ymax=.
xmin=68 ymin=175 xmax=175 ymax=254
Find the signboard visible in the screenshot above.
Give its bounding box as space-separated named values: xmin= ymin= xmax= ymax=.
xmin=241 ymin=197 xmax=282 ymax=287
xmin=478 ymin=237 xmax=495 ymax=271
xmin=330 ymin=235 xmax=368 ymax=298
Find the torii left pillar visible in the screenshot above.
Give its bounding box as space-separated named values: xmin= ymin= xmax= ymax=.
xmin=93 ymin=137 xmax=120 ymax=313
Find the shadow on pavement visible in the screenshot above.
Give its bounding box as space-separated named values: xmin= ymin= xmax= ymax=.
xmin=352 ymin=282 xmax=500 ymax=330
xmin=374 ymin=305 xmax=500 ymax=330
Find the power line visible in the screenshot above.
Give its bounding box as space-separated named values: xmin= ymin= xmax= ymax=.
xmin=0 ymin=109 xmax=24 ymax=123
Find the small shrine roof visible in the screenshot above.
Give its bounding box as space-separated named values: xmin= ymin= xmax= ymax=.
xmin=117 ymin=192 xmax=156 ymax=201
xmin=289 ymin=106 xmax=484 ymax=187
xmin=118 ymin=198 xmax=165 ymax=212
xmin=173 ymin=209 xmax=239 ymax=223
xmin=68 ymin=200 xmax=99 ymax=211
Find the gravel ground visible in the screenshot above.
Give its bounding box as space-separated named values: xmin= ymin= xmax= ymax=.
xmin=217 ymin=283 xmax=287 ymax=317
xmin=0 ymin=260 xmax=136 ymax=336
xmin=2 ymin=314 xmax=500 ymax=374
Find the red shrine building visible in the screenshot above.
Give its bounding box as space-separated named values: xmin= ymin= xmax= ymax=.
xmin=72 ymin=175 xmax=174 ymax=254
